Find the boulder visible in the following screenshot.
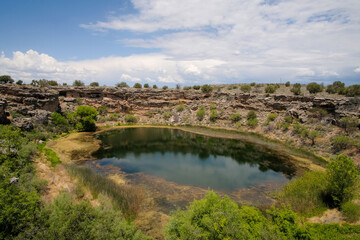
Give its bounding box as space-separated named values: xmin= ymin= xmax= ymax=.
xmin=13 ymin=117 xmax=34 ymax=131
xmin=0 ymin=98 xmax=10 ymax=124
xmin=28 ymin=109 xmax=51 ymax=125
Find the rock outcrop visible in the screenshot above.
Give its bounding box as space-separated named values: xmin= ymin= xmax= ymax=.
xmin=0 ymin=98 xmax=9 ymax=124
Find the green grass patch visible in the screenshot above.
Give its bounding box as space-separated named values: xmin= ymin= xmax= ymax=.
xmin=341 ymin=202 xmax=360 ymax=223
xmin=43 ymin=148 xmax=61 ymax=166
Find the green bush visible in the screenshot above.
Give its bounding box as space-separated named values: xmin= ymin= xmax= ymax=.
xmin=16 ymin=80 xmax=23 ymax=85
xmin=267 ymin=113 xmax=278 ymax=122
xmin=308 ymin=107 xmax=328 ymax=119
xmin=152 ymin=84 xmax=158 ymax=89
xmin=345 ymin=85 xmax=360 ymax=97
xmin=332 ymin=136 xmax=353 ymax=152
xmin=43 ymin=148 xmax=61 ymax=166
xmin=209 ymin=103 xmax=216 ymax=110
xmin=125 ymin=115 xmax=138 ymax=123
xmin=278 ymin=171 xmax=328 ymax=214
xmin=0 ymin=75 xmax=14 ymax=83
xmin=285 ymin=81 xmax=290 ymax=87
xmin=183 ymin=86 xmax=191 ymax=90
xmin=230 ymin=113 xmax=242 ymax=123
xmin=73 ymin=80 xmax=84 ymax=86
xmin=265 ymin=84 xmax=278 ymax=94
xmin=97 ymin=106 xmax=109 ymax=116
xmin=339 ymin=116 xmax=358 ymax=135
xmin=89 ymin=82 xmax=99 ymax=87
xmin=241 ymin=85 xmax=252 ymax=93
xmin=308 ymin=130 xmax=319 ymax=145
xmin=162 ymin=85 xmax=168 ymax=90
xmin=307 ymin=82 xmax=323 ymax=94
xmin=284 ymin=115 xmax=293 ymax=123
xmin=196 ymin=107 xmax=205 ymax=121
xmin=176 ymin=103 xmax=185 ymax=112
xmin=116 ymin=82 xmax=129 ymax=88
xmin=247 ymin=110 xmax=257 ymax=120
xmin=201 ymin=84 xmax=213 ymax=93
xmin=133 ymin=83 xmax=142 ymax=88
xmin=143 ymin=83 xmax=149 ymax=88
xmin=193 ymin=85 xmax=201 ymax=90
xmin=341 ymin=202 xmax=360 ymax=223
xmin=326 ymin=81 xmax=345 ymax=94
xmin=163 ymin=111 xmax=172 ymax=120
xmin=327 ymin=155 xmax=359 ymax=207
xmin=74 ymin=106 xmax=98 ymax=132
xmin=291 ymin=83 xmax=302 ymax=95
xmin=250 ymin=82 xmax=256 ymax=86
xmin=210 ymin=110 xmax=217 ymax=122
xmin=247 ymin=118 xmax=258 ymax=128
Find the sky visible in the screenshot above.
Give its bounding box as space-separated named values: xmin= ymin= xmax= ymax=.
xmin=0 ymin=0 xmax=359 ymax=87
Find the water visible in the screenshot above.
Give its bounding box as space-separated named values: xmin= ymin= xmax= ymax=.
xmin=89 ymin=127 xmax=296 ymax=190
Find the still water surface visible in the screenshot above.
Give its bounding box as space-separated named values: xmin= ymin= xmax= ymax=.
xmin=89 ymin=128 xmax=296 ymax=190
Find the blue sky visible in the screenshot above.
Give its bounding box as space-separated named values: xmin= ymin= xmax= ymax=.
xmin=0 ymin=0 xmax=359 ymax=86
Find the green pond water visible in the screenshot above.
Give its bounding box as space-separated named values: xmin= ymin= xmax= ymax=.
xmin=88 ymin=127 xmax=296 ymax=191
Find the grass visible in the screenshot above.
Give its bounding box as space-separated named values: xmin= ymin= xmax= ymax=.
xmin=276 ymin=170 xmax=328 ymax=216
xmin=67 ymin=165 xmax=143 ymax=220
xmin=341 ymin=202 xmax=360 ymax=223
xmin=43 ymin=148 xmax=62 ymax=166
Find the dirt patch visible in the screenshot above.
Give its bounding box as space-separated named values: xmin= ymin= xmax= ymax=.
xmin=308 ymin=209 xmax=345 ymax=224
xmin=46 ymin=132 xmax=101 ymax=163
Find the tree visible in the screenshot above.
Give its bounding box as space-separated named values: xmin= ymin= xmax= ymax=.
xmin=339 ymin=116 xmax=358 ymax=135
xmin=327 ymin=155 xmax=359 ymax=207
xmin=307 ymin=82 xmax=323 ymax=94
xmin=153 ymin=84 xmax=158 ymax=89
xmin=73 ymin=80 xmax=85 ymax=86
xmin=265 ymin=84 xmax=278 ymax=94
xmin=201 ymin=84 xmax=213 ymax=93
xmin=143 ymin=83 xmax=149 ymax=88
xmin=308 ymin=130 xmax=319 ymax=145
xmin=116 ymin=82 xmax=129 ymax=88
xmin=162 ymin=86 xmax=168 ymax=90
xmin=133 ymin=83 xmax=142 ymax=88
xmin=74 ymin=106 xmax=98 ymax=132
xmin=0 ymin=75 xmax=14 ymax=83
xmin=89 ymin=82 xmax=99 ymax=87
xmin=326 ymin=81 xmax=345 ymax=95
xmin=285 ymin=81 xmax=290 ymax=87
xmin=16 ymin=80 xmax=23 ymax=85
xmin=345 ymin=85 xmax=360 ymax=97
xmin=193 ymin=85 xmax=201 ymax=90
xmin=291 ymin=83 xmax=301 ymax=95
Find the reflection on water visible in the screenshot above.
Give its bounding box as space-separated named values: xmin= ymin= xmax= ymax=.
xmin=89 ymin=128 xmax=296 ymax=190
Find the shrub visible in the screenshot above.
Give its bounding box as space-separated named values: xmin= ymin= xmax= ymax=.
xmin=133 ymin=83 xmax=142 ymax=88
xmin=196 ymin=107 xmax=205 ymax=121
xmin=163 ymin=111 xmax=172 ymax=120
xmin=97 ymin=106 xmax=109 ymax=116
xmin=162 ymin=85 xmax=168 ymax=90
xmin=267 ymin=113 xmax=278 ymax=122
xmin=0 ymin=75 xmax=14 ymax=83
xmin=230 ymin=113 xmax=242 ymax=123
xmin=210 ymin=110 xmax=217 ymax=122
xmin=116 ymin=82 xmax=129 ymax=88
xmin=284 ymin=115 xmax=293 ymax=123
xmin=43 ymin=148 xmax=61 ymax=166
xmin=308 ymin=107 xmax=328 ymax=119
xmin=241 ymin=85 xmax=252 ymax=93
xmin=16 ymin=80 xmax=23 ymax=85
xmin=176 ymin=84 xmax=180 ymax=89
xmin=152 ymin=84 xmax=158 ymax=89
xmin=74 ymin=106 xmax=98 ymax=132
xmin=327 ymin=155 xmax=359 ymax=207
xmin=278 ymin=171 xmax=327 ymax=214
xmin=193 ymin=85 xmax=201 ymax=90
xmin=143 ymin=83 xmax=149 ymax=88
xmin=165 ymin=191 xmax=272 ymax=240
xmin=339 ymin=116 xmax=358 ymax=135
xmin=308 ymin=130 xmax=319 ymax=145
xmin=209 ymin=103 xmax=216 ymax=110
xmin=50 ymin=112 xmax=71 ymax=133
xmin=73 ymin=80 xmax=84 ymax=86
xmin=183 ymin=86 xmax=191 ymax=90
xmin=247 ymin=118 xmax=258 ymax=128
xmin=326 ymin=81 xmax=345 ymax=94
xmin=285 ymin=81 xmax=290 ymax=87
xmin=247 ymin=110 xmax=257 ymax=120
xmin=307 ymin=82 xmax=323 ymax=94
xmin=345 ymin=85 xmax=360 ymax=97
xmin=265 ymin=84 xmax=278 ymax=94
xmin=341 ymin=202 xmax=360 ymax=223
xmin=201 ymin=84 xmax=213 ymax=93
xmin=125 ymin=115 xmax=138 ymax=123
xmin=89 ymin=82 xmax=99 ymax=87
xmin=291 ymin=83 xmax=302 ymax=95
xmin=331 ymin=136 xmax=353 ymax=152
xmin=250 ymin=82 xmax=256 ymax=86
xmin=176 ymin=103 xmax=184 ymax=112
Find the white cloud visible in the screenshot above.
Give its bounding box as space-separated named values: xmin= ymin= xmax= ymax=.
xmin=2 ymin=0 xmax=360 ymax=85
xmin=355 ymin=67 xmax=360 ymax=73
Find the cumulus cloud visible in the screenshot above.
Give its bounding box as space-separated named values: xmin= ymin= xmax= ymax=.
xmin=2 ymin=0 xmax=360 ymax=85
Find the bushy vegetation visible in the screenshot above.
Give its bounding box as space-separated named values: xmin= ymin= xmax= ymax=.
xmin=176 ymin=103 xmax=185 ymax=112
xmin=307 ymin=82 xmax=323 ymax=94
xmin=345 ymin=84 xmax=360 ymax=97
xmin=326 ymin=81 xmax=345 ymax=94
xmin=0 ymin=75 xmax=14 ymax=83
xmin=162 ymin=85 xmax=168 ymax=90
xmin=193 ymin=85 xmax=201 ymax=90
xmin=265 ymin=84 xmax=279 ymax=94
xmin=291 ymin=83 xmax=302 ymax=95
xmin=201 ymin=84 xmax=213 ymax=93
xmin=196 ymin=106 xmax=205 ymax=121
xmin=74 ymin=106 xmax=98 ymax=132
xmin=133 ymin=83 xmax=142 ymax=88
xmin=116 ymin=82 xmax=129 ymax=88
xmin=90 ymin=81 xmax=99 ymax=87
xmin=246 ymin=110 xmax=258 ymax=127
xmin=125 ymin=115 xmax=138 ymax=123
xmin=43 ymin=148 xmax=61 ymax=166
xmin=73 ymin=80 xmax=85 ymax=86
xmin=152 ymin=84 xmax=158 ymax=89
xmin=341 ymin=202 xmax=360 ymax=223
xmin=163 ymin=111 xmax=172 ymax=120
xmin=209 ymin=110 xmax=218 ymax=122
xmin=230 ymin=113 xmax=242 ymax=123
xmin=331 ymin=136 xmax=354 ymax=152
xmin=285 ymin=81 xmax=290 ymax=87
xmin=143 ymin=83 xmax=149 ymax=88
xmin=339 ymin=116 xmax=359 ymax=135
xmin=241 ymin=84 xmax=251 ymax=93
xmin=166 ymin=191 xmax=360 ymax=240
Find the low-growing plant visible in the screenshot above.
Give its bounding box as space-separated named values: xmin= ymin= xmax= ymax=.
xmin=163 ymin=111 xmax=172 ymax=120
xmin=341 ymin=202 xmax=360 ymax=223
xmin=125 ymin=115 xmax=138 ymax=123
xmin=162 ymin=85 xmax=168 ymax=90
xmin=230 ymin=113 xmax=242 ymax=123
xmin=43 ymin=148 xmax=61 ymax=166
xmin=247 ymin=118 xmax=258 ymax=128
xmin=331 ymin=136 xmax=353 ymax=152
xmin=291 ymin=83 xmax=302 ymax=95
xmin=285 ymin=81 xmax=290 ymax=87
xmin=201 ymin=84 xmax=213 ymax=93
xmin=307 ymin=82 xmax=323 ymax=94
xmin=339 ymin=116 xmax=358 ymax=135
xmin=209 ymin=110 xmax=217 ymax=122
xmin=133 ymin=83 xmax=142 ymax=88
xmin=247 ymin=110 xmax=257 ymax=120
xmin=193 ymin=85 xmax=201 ymax=90
xmin=116 ymin=82 xmax=129 ymax=88
xmin=143 ymin=83 xmax=149 ymax=88
xmin=265 ymin=84 xmax=279 ymax=94
xmin=176 ymin=103 xmax=185 ymax=112
xmin=209 ymin=103 xmax=216 ymax=110
xmin=241 ymin=85 xmax=252 ymax=93
xmin=196 ymin=107 xmax=205 ymax=121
